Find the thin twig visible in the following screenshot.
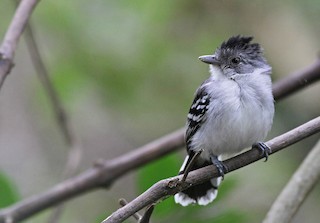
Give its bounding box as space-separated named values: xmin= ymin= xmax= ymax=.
xmin=23 ymin=22 xmax=74 ymax=145
xmin=0 ymin=59 xmax=319 ymax=222
xmin=272 ymin=59 xmax=320 ymax=100
xmin=262 ymin=139 xmax=320 ymax=223
xmin=0 ymin=128 xmax=184 ymax=223
xmin=14 ymin=4 xmax=83 ymax=221
xmin=119 ymin=199 xmax=154 ymax=223
xmin=102 ymin=116 xmax=320 ymax=223
xmin=21 ymin=16 xmax=82 ymax=223
xmin=0 ymin=3 xmax=318 ymax=222
xmin=119 ymin=198 xmax=141 ymax=221
xmin=139 ymin=205 xmax=155 ymax=223
xmin=0 ymin=0 xmax=40 ymax=89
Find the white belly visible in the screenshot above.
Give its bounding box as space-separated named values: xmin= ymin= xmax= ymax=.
xmin=189 ymin=76 xmax=274 ymax=161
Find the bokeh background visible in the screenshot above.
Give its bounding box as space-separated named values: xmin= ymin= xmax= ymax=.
xmin=0 ymin=0 xmax=320 ymax=222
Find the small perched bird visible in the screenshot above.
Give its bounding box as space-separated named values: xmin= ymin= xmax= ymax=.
xmin=174 ymin=35 xmax=275 ymax=206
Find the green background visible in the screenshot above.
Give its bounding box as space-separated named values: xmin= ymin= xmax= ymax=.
xmin=0 ymin=0 xmax=319 ymax=222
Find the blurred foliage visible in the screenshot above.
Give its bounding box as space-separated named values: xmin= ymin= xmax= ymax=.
xmin=32 ymin=0 xmax=233 ymax=138
xmin=177 ymin=209 xmax=246 ymax=223
xmin=0 ymin=172 xmax=19 ymax=208
xmin=0 ymin=0 xmax=319 ymax=223
xmin=137 ymin=153 xmax=242 ymax=222
xmin=137 ymin=153 xmax=181 ymax=217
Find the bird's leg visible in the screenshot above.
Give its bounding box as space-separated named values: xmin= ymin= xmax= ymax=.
xmin=252 ymin=141 xmax=271 ymax=162
xmin=210 ymin=155 xmax=227 ymax=180
xmin=181 ymin=150 xmax=202 ymax=182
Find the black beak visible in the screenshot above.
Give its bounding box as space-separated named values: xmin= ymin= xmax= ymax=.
xmin=198 ymin=55 xmax=220 ymax=65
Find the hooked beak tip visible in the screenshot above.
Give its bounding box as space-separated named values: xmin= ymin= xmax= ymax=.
xmin=198 ymin=55 xmax=220 ymax=65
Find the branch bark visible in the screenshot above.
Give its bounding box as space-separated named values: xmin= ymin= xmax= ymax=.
xmin=0 ymin=1 xmax=318 ymax=222
xmin=0 ymin=0 xmax=40 ymax=89
xmin=102 ymin=116 xmax=320 ymax=223
xmin=0 ymin=58 xmax=319 ymax=222
xmin=272 ymin=59 xmax=320 ymax=100
xmin=0 ymin=129 xmax=184 ymax=223
xmin=262 ymin=139 xmax=320 ymax=223
xmin=20 ymin=13 xmax=83 ymax=223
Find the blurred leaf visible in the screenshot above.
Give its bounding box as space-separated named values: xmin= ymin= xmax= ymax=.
xmin=137 ymin=153 xmax=180 ymax=192
xmin=158 ymin=175 xmax=239 ymax=223
xmin=95 ymin=213 xmax=109 ymax=223
xmin=215 ymin=175 xmax=237 ymax=202
xmin=138 ymin=152 xmax=240 ymax=220
xmin=51 ymin=62 xmax=89 ymax=101
xmin=0 ymin=171 xmax=19 ymax=208
xmin=180 ymin=209 xmax=247 ymax=223
xmin=210 ymin=209 xmax=247 ymax=223
xmin=137 ymin=153 xmax=181 ymax=217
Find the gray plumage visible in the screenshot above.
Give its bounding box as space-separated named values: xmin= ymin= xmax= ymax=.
xmin=175 ymin=35 xmax=274 ymax=206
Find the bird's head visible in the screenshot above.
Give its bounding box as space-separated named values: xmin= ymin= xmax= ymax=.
xmin=199 ymin=36 xmax=271 ymax=78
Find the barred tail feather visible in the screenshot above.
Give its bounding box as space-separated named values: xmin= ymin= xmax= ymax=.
xmin=174 ymin=155 xmax=222 ymax=206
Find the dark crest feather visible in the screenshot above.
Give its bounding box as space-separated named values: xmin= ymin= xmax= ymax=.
xmin=221 ymin=35 xmax=254 ymax=49
xmin=218 ymin=35 xmax=263 ymax=60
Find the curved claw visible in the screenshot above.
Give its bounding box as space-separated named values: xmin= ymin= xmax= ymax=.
xmin=210 ymin=155 xmax=227 ymax=179
xmin=252 ymin=142 xmax=271 ymax=162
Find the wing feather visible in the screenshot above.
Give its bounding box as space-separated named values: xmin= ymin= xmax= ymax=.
xmin=186 ymin=86 xmax=210 ymax=150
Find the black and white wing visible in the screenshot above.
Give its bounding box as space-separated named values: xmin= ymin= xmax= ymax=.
xmin=176 ymin=84 xmax=221 ymax=207
xmin=185 ymin=86 xmax=210 ymax=150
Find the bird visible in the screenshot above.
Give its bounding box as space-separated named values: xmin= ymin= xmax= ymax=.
xmin=174 ymin=35 xmax=275 ymax=206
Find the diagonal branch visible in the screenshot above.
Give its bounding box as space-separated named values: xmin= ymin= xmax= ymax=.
xmin=262 ymin=139 xmax=320 ymax=223
xmin=272 ymin=59 xmax=320 ymax=100
xmin=102 ymin=116 xmax=320 ymax=223
xmin=0 ymin=128 xmax=184 ymax=223
xmin=0 ymin=0 xmax=40 ymax=89
xmin=23 ymin=21 xmax=75 ymax=146
xmin=0 ymin=59 xmax=319 ymax=222
xmin=20 ymin=13 xmax=83 ymax=223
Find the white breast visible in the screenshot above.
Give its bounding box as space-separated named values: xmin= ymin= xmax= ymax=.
xmin=190 ymin=73 xmax=274 ymax=161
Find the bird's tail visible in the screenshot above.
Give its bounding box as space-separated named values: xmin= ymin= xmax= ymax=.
xmin=174 ymin=155 xmax=222 ymax=206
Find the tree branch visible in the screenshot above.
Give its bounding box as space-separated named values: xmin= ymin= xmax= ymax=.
xmin=23 ymin=20 xmax=76 ymax=146
xmin=20 ymin=13 xmax=83 ymax=223
xmin=272 ymin=59 xmax=320 ymax=100
xmin=118 ymin=198 xmax=142 ymax=221
xmin=0 ymin=128 xmax=184 ymax=223
xmin=262 ymin=139 xmax=320 ymax=223
xmin=0 ymin=58 xmax=319 ymax=222
xmin=0 ymin=0 xmax=40 ymax=89
xmin=102 ymin=116 xmax=320 ymax=223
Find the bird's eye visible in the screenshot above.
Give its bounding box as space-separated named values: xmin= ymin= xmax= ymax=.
xmin=231 ymin=57 xmax=240 ymax=64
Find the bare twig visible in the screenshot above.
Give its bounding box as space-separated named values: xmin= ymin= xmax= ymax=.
xmin=272 ymin=59 xmax=320 ymax=100
xmin=119 ymin=198 xmax=141 ymax=221
xmin=8 ymin=0 xmax=84 ymax=219
xmin=139 ymin=205 xmax=154 ymax=223
xmin=119 ymin=199 xmax=154 ymax=223
xmin=21 ymin=15 xmax=83 ymax=223
xmin=262 ymin=139 xmax=320 ymax=223
xmin=102 ymin=116 xmax=320 ymax=223
xmin=0 ymin=2 xmax=318 ymax=223
xmin=0 ymin=129 xmax=184 ymax=223
xmin=0 ymin=59 xmax=319 ymax=222
xmin=23 ymin=21 xmax=75 ymax=145
xmin=0 ymin=0 xmax=40 ymax=89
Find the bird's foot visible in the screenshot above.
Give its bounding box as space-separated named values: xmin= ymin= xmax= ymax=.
xmin=252 ymin=141 xmax=271 ymax=162
xmin=210 ymin=155 xmax=227 ymax=180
